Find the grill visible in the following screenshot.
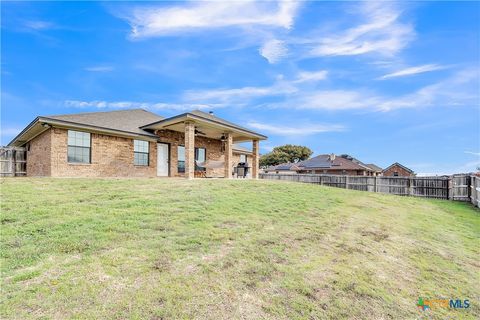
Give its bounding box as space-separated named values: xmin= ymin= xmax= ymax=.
xmin=235 ymin=162 xmax=250 ymax=178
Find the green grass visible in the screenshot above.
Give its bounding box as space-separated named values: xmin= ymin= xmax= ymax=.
xmin=1 ymin=178 xmax=479 ymax=319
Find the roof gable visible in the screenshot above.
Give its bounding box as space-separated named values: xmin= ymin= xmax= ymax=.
xmin=382 ymin=162 xmax=414 ymax=173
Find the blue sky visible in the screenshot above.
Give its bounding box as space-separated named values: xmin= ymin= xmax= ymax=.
xmin=1 ymin=1 xmax=479 ymax=174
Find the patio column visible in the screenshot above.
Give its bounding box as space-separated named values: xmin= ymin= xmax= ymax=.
xmin=224 ymin=133 xmax=233 ymax=179
xmin=185 ymin=121 xmax=195 ymax=179
xmin=252 ymin=139 xmax=259 ymax=179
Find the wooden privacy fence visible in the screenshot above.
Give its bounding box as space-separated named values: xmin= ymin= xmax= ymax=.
xmin=0 ymin=147 xmax=26 ymax=177
xmin=260 ymin=173 xmax=480 ymax=208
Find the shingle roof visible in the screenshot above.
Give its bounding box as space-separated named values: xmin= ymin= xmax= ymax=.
xmin=297 ymin=154 xmax=372 ymax=171
xmin=365 ymin=163 xmax=383 ymax=172
xmin=297 ymin=155 xmax=332 ymax=168
xmin=45 ymin=109 xmax=163 ymax=137
xmin=265 ymin=163 xmax=300 ymax=171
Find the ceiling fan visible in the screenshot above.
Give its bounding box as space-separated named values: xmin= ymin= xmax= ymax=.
xmin=194 ymin=128 xmax=206 ymax=136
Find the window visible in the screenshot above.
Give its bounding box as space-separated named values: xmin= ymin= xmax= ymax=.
xmin=239 ymin=154 xmax=247 ymax=163
xmin=134 ymin=140 xmax=149 ymax=166
xmin=195 ymin=147 xmax=206 ymax=171
xmin=68 ymin=130 xmax=91 ymax=163
xmin=393 ymin=171 xmax=399 ymax=176
xmin=178 ymin=146 xmax=206 ymax=172
xmin=178 ymin=146 xmax=185 ymax=173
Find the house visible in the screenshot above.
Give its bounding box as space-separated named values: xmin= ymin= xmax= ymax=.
xmin=365 ymin=163 xmax=383 ymax=176
xmin=382 ymin=163 xmax=415 ymax=177
xmin=7 ymin=109 xmax=267 ymax=179
xmin=296 ymin=154 xmax=376 ymax=176
xmin=263 ymin=163 xmax=301 ymax=174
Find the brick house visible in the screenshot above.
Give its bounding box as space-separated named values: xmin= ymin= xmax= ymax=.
xmin=382 ymin=162 xmax=415 ymax=177
xmin=296 ymin=154 xmax=377 ymax=176
xmin=7 ymin=109 xmax=267 ymax=179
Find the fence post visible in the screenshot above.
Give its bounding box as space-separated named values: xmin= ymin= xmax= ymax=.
xmin=11 ymin=149 xmax=16 ymax=177
xmin=408 ymin=177 xmax=414 ymax=196
xmin=448 ymin=176 xmax=453 ymax=200
xmin=345 ymin=175 xmax=349 ymax=189
xmin=374 ymin=176 xmax=377 ymax=193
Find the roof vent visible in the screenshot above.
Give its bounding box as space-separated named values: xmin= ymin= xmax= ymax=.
xmin=330 ymin=153 xmax=336 ymax=161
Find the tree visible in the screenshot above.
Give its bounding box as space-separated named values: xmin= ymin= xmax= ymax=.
xmin=259 ymin=144 xmax=313 ymax=167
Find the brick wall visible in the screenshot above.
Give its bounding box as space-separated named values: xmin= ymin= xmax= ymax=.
xmin=26 ymin=129 xmax=52 ymax=176
xmin=383 ymin=164 xmax=414 ymax=177
xmin=50 ymin=128 xmax=157 ymax=177
xmin=26 ymin=127 xmax=251 ymax=178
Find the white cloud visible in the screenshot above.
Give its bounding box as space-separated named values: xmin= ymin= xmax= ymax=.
xmin=260 ymin=39 xmax=288 ymax=63
xmin=377 ymin=68 xmax=479 ymax=111
xmin=124 ymin=1 xmax=300 ymax=38
xmin=183 ymin=80 xmax=297 ymax=104
xmin=309 ymin=2 xmax=414 ymax=57
xmin=184 ymin=69 xmax=327 ymax=103
xmin=263 ymin=68 xmax=478 ymax=112
xmin=378 ymin=64 xmax=448 ymax=80
xmin=64 ymin=100 xmax=223 ymax=111
xmin=247 ymin=121 xmax=345 ymax=135
xmin=294 ymin=70 xmax=328 ymax=83
xmin=85 ymin=66 xmax=115 ymax=72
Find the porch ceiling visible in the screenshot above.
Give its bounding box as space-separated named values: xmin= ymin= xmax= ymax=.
xmin=141 ymin=112 xmax=267 ymax=142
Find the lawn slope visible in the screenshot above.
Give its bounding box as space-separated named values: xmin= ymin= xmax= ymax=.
xmin=1 ymin=178 xmax=479 ymax=319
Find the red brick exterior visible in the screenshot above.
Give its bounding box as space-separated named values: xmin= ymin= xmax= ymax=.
xmin=382 ymin=164 xmax=414 ymax=177
xmin=25 ymin=127 xmax=251 ymax=178
xmin=26 ymin=129 xmax=52 ymax=176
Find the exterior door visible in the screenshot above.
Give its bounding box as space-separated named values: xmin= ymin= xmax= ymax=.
xmin=157 ymin=143 xmax=169 ymax=177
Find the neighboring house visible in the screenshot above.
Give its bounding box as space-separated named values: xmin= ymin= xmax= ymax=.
xmin=8 ymin=109 xmax=267 ymax=179
xmin=263 ymin=163 xmax=301 ymax=174
xmin=365 ymin=163 xmax=383 ymax=176
xmin=296 ymin=154 xmax=376 ymax=176
xmin=382 ymin=163 xmax=415 ymax=177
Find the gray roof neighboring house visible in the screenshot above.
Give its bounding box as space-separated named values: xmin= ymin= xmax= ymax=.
xmin=365 ymin=163 xmax=383 ymax=172
xmin=297 ymin=155 xmax=332 ymax=169
xmin=265 ymin=163 xmax=301 ymax=171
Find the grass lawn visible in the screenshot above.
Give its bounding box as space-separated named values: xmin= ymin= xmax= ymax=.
xmin=1 ymin=178 xmax=479 ymax=319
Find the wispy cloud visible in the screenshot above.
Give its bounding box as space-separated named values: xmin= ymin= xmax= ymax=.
xmin=378 ymin=64 xmax=448 ymax=80
xmin=308 ymin=2 xmax=414 ymax=57
xmin=64 ymin=100 xmax=223 ymax=111
xmin=183 ymin=80 xmax=297 ymax=104
xmin=85 ymin=66 xmax=115 ymax=72
xmin=122 ymin=1 xmax=300 ymax=38
xmin=178 ymin=67 xmax=478 ymax=112
xmin=183 ymin=69 xmax=327 ymax=103
xmin=24 ymin=20 xmax=55 ymax=31
xmin=464 ymin=151 xmax=480 ymax=156
xmin=293 ymin=70 xmax=328 ymax=83
xmin=259 ymin=39 xmax=288 ymax=63
xmin=247 ymin=121 xmax=345 ymax=135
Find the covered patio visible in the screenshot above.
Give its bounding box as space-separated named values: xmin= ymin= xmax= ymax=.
xmin=141 ymin=111 xmax=267 ymax=179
